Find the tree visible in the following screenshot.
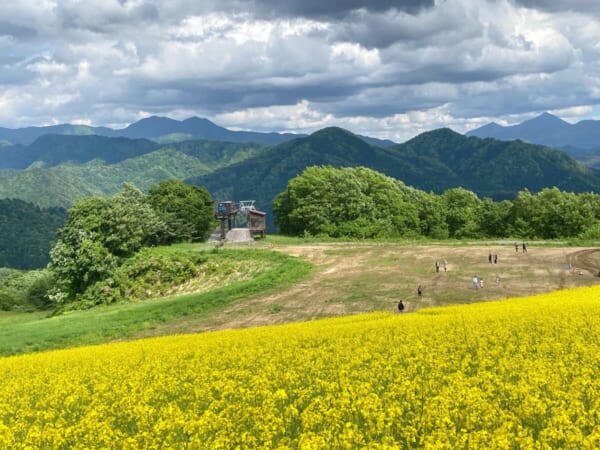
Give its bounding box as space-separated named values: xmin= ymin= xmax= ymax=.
xmin=148 ymin=179 xmax=215 ymax=243
xmin=48 ymin=184 xmax=165 ymax=303
xmin=442 ymin=187 xmax=481 ymax=238
xmin=476 ymin=198 xmax=513 ymax=238
xmin=273 ymin=166 xmax=419 ymax=238
xmin=532 ymin=188 xmax=595 ymax=239
xmin=105 ymin=183 xmax=165 ymax=255
xmin=409 ymin=189 xmax=449 ymax=239
xmin=510 ymin=189 xmax=535 ymax=237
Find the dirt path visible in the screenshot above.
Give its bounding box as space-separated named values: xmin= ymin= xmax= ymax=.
xmin=155 ymin=243 xmax=600 ymax=335
xmin=567 ymin=248 xmax=600 ymax=276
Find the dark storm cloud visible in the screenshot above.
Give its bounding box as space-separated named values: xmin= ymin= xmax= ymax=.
xmin=514 ymin=0 xmax=600 ymax=14
xmin=54 ymin=1 xmax=159 ymax=33
xmin=238 ymin=0 xmax=435 ymax=19
xmin=0 ymin=21 xmax=38 ymax=40
xmin=333 ymin=5 xmax=483 ymax=49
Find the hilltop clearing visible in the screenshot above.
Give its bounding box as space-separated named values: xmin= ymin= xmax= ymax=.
xmin=1 ymin=241 xmax=599 ymax=356
xmin=136 ymin=243 xmax=600 ymax=338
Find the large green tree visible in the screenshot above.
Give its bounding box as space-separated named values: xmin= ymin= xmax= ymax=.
xmin=148 ymin=179 xmax=214 ymax=243
xmin=273 ymin=166 xmax=419 ymax=238
xmin=442 ymin=187 xmax=482 ymax=238
xmin=511 ymin=187 xmax=597 ymax=239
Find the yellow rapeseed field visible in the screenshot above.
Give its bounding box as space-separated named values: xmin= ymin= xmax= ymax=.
xmin=1 ymin=285 xmax=600 ymax=449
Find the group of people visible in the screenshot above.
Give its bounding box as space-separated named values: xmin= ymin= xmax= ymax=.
xmin=398 ymin=285 xmax=422 ymax=312
xmin=472 ymin=275 xmax=484 ymax=290
xmin=399 ymin=244 xmax=532 ymax=312
xmin=434 ymin=259 xmax=448 ymax=273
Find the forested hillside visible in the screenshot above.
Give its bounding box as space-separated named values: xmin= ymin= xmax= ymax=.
xmin=0 ymin=124 xmax=598 ymax=262
xmin=0 ymin=139 xmax=270 ymax=208
xmin=0 ymin=199 xmax=67 ymax=269
xmin=0 ymin=135 xmax=161 ymax=169
xmin=391 ymin=128 xmax=600 ymax=198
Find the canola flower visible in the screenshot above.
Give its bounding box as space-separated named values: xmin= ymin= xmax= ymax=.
xmin=1 ymin=285 xmax=600 ymax=448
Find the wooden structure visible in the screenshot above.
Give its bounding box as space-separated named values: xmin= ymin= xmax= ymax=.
xmin=247 ymin=209 xmax=267 ymax=238
xmin=215 ymin=200 xmax=266 ymax=240
xmin=214 ymin=201 xmax=239 ymax=240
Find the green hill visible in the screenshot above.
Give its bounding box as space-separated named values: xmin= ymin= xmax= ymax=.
xmin=389 ymin=128 xmax=600 ymax=198
xmin=0 ymin=149 xmax=209 ymax=208
xmin=0 ymin=135 xmax=161 ymax=169
xmin=0 ymin=139 xmax=271 ymax=208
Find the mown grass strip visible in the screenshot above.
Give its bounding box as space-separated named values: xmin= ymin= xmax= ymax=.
xmin=0 ymin=248 xmax=311 ymax=356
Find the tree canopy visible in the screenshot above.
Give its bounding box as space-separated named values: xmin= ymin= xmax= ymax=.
xmin=48 ymin=181 xmax=215 ymax=307
xmin=273 ymin=166 xmax=600 ymax=240
xmin=274 ymin=166 xmax=418 ymax=238
xmin=148 ymin=179 xmax=214 ymax=243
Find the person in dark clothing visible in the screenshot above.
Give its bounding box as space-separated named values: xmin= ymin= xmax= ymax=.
xmin=417 ymin=285 xmax=423 ymax=297
xmin=522 ymin=242 xmax=527 ymax=252
xmin=493 ymin=254 xmax=498 ymax=264
xmin=398 ymin=300 xmax=405 ymax=312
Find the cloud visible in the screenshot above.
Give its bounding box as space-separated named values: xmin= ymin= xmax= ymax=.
xmin=53 ymin=0 xmax=159 ymax=33
xmin=0 ymin=0 xmax=600 ymax=140
xmin=514 ymin=0 xmax=600 ymax=15
xmin=229 ymin=0 xmax=435 ymax=19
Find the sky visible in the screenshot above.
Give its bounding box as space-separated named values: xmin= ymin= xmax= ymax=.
xmin=2 ymin=0 xmax=600 ymax=142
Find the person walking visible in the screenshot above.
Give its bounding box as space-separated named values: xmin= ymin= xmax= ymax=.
xmin=417 ymin=285 xmax=423 ymax=297
xmin=443 ymin=259 xmax=448 ymax=272
xmin=522 ymin=241 xmax=527 ymax=252
xmin=472 ymin=275 xmax=478 ymax=290
xmin=435 ymin=260 xmax=440 ymax=272
xmin=397 ymin=300 xmax=405 ymax=312
xmin=514 ymin=242 xmax=519 ymax=252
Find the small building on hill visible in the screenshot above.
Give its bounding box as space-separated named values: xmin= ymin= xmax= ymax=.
xmin=247 ymin=209 xmax=266 ymax=238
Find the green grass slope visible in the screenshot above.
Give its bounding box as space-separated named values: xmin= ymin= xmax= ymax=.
xmin=0 ymin=246 xmax=311 ymax=356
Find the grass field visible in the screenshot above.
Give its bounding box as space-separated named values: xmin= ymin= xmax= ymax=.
xmin=0 ymin=245 xmax=311 ymax=356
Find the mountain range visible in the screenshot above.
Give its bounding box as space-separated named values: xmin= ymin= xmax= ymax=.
xmin=0 ymin=117 xmax=599 ymax=228
xmin=0 ymin=116 xmax=396 ymax=148
xmin=466 ymin=112 xmax=600 ymax=160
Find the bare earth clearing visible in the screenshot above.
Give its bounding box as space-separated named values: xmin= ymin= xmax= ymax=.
xmin=139 ymin=244 xmax=600 ymax=338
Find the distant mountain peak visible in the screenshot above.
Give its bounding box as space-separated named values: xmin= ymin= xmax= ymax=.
xmin=465 ymin=112 xmax=600 ymax=151
xmin=522 ymin=112 xmax=569 ymax=127
xmin=310 ymin=126 xmax=356 ymax=137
